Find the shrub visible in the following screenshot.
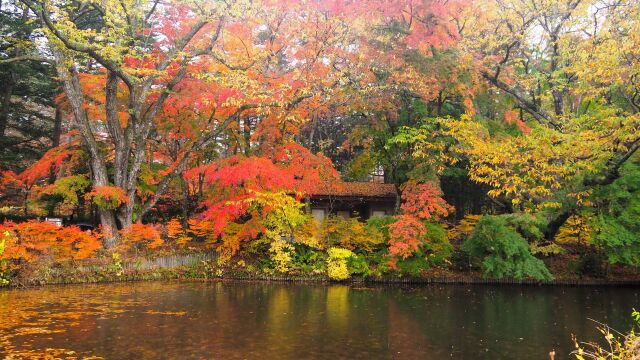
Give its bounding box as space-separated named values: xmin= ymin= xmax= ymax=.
xmin=119 ymin=223 xmax=163 ymax=252
xmin=0 ymin=221 xmax=102 ymax=284
xmin=366 ymin=215 xmax=397 ymax=241
xmin=529 ymin=241 xmax=564 ymax=257
xmin=267 ymin=231 xmax=295 ymax=273
xmin=448 ymin=214 xmax=481 ymax=242
xmin=166 ymin=218 xmax=192 ymax=247
xmin=346 ymin=253 xmax=371 ymax=277
xmin=387 ymin=215 xmax=428 ymax=261
xmin=0 ymin=235 xmax=9 ymax=286
xmin=1 ymin=221 xmax=102 ymax=262
xmin=501 ymin=213 xmax=545 ymax=242
xmin=326 ymin=247 xmax=354 ymax=280
xmin=462 ymin=215 xmax=553 ymax=281
xmin=291 ymin=243 xmax=325 ymax=274
xmin=387 ymin=216 xmax=452 ymax=269
xmin=319 ymin=216 xmax=384 ymax=252
xmin=573 ymin=252 xmax=606 ymax=278
xmin=292 ymin=216 xmax=321 ymax=248
xmin=422 ymin=222 xmax=453 ymax=266
xmin=395 ymin=255 xmax=431 ymax=276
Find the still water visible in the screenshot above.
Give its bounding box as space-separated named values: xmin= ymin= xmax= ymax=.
xmin=0 ymin=281 xmax=638 ymax=359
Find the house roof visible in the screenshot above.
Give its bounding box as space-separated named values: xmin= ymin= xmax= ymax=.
xmin=310 ymin=182 xmax=397 ymax=198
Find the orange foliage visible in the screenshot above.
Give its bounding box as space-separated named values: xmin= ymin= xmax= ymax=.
xmin=0 ymin=221 xmax=102 ymax=270
xmin=387 ymin=215 xmax=428 ymax=264
xmin=185 ymin=143 xmax=339 ymax=237
xmin=119 ymin=224 xmax=163 ymax=251
xmin=186 ymin=219 xmax=219 ymax=244
xmin=55 ymin=227 xmax=103 ymax=260
xmin=18 ymin=146 xmax=82 ymax=187
xmin=0 ymin=171 xmax=24 ymax=206
xmin=166 ymin=218 xmax=191 ymax=246
xmin=400 ymin=181 xmax=453 ymax=220
xmin=85 ymin=186 xmax=129 ymax=210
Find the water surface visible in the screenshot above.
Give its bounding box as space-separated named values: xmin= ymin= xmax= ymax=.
xmin=0 ymin=281 xmax=638 ymax=359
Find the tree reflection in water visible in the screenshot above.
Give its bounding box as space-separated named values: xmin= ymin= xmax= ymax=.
xmin=0 ymin=282 xmax=637 ymax=359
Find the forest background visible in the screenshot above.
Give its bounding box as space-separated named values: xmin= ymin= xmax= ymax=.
xmin=1 ymin=0 xmax=639 ymax=285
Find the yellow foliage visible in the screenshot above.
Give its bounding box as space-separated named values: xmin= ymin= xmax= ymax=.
xmin=444 ymin=115 xmax=613 ymax=210
xmin=448 ymin=214 xmax=481 ymax=241
xmin=292 ymin=217 xmax=321 ymax=248
xmin=529 ymin=242 xmax=564 ymax=257
xmin=317 ymin=216 xmax=383 ymax=252
xmin=555 ymin=215 xmax=593 ymax=244
xmin=268 ymin=231 xmax=295 ymax=273
xmin=326 ymin=247 xmax=354 ymax=281
xmin=217 ymin=222 xmax=251 ymax=262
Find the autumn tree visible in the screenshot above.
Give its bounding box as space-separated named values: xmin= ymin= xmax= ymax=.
xmin=183 ymin=142 xmax=339 ymax=254
xmin=437 ymin=0 xmax=640 ymax=239
xmin=8 ymin=0 xmax=376 ymax=247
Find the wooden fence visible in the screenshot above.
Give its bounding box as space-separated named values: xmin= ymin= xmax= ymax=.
xmin=73 ymin=252 xmax=218 ymax=274
xmin=120 ymin=252 xmax=218 ymax=271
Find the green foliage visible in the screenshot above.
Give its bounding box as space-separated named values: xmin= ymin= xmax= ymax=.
xmin=462 ymin=215 xmax=553 ymax=281
xmin=500 ymin=213 xmax=545 ymax=242
xmin=570 ymin=253 xmax=606 ymax=278
xmin=346 ymin=253 xmax=371 ymax=277
xmin=366 ymin=215 xmax=397 ymax=241
xmin=395 ymin=255 xmax=431 ymax=276
xmin=40 ymin=175 xmax=90 ymax=212
xmin=590 ymin=161 xmax=640 ymax=266
xmin=390 ymin=223 xmax=452 ymax=276
xmin=345 ymin=97 xmax=433 ymax=185
xmin=422 ymin=222 xmax=453 ymax=265
xmin=0 ymin=235 xmax=10 ymax=285
xmin=108 ymin=253 xmax=124 ymax=277
xmin=291 ymin=243 xmax=326 ymax=274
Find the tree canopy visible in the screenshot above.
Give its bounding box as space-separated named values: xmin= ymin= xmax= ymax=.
xmin=1 ymin=0 xmax=640 ymax=282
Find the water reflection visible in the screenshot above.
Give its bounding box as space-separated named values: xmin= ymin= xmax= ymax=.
xmin=0 ymin=282 xmax=637 ymax=359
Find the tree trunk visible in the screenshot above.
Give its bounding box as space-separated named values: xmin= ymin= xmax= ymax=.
xmin=0 ymin=69 xmax=15 ymax=139
xmin=90 ymin=153 xmax=119 ymax=247
xmin=117 ymin=203 xmax=135 ymax=228
xmin=99 ymin=209 xmax=119 ymax=248
xmin=48 ymin=106 xmax=63 ymax=184
xmin=52 ymin=47 xmax=119 ymax=247
xmin=180 ymin=175 xmax=190 ymax=227
xmin=394 ymin=183 xmax=401 ymax=214
xmin=544 ymin=210 xmax=571 ymax=242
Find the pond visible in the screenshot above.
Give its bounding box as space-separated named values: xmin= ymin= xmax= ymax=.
xmin=0 ymin=281 xmax=638 ymax=359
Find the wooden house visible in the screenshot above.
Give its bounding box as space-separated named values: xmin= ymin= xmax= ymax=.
xmin=307 ymin=182 xmax=397 ymax=222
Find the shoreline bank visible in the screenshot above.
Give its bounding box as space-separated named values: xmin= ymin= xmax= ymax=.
xmin=5 ymin=268 xmax=640 ymax=289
